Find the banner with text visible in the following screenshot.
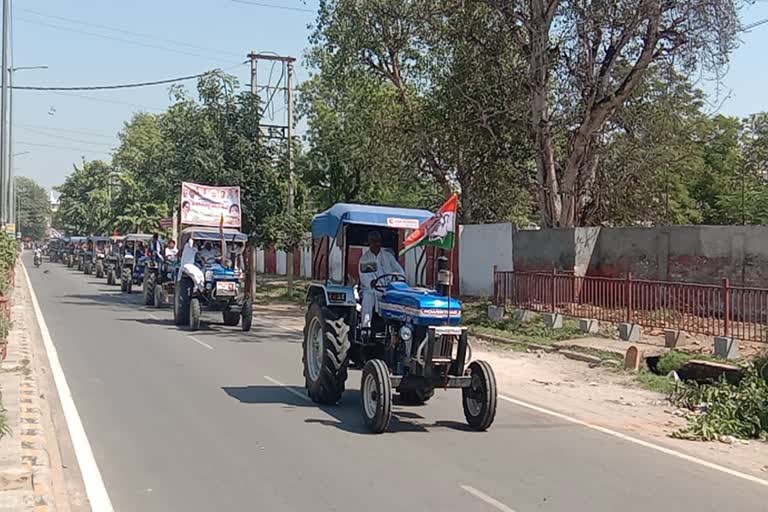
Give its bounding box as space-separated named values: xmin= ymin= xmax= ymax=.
xmin=180 ymin=182 xmax=242 ymax=228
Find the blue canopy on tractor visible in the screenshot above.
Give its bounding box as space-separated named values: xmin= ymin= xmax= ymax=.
xmin=311 ymin=203 xmax=433 ymax=239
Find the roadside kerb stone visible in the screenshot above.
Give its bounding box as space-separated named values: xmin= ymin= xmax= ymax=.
xmin=714 ymin=336 xmax=740 ymax=360
xmin=469 ymin=331 xmax=556 ymax=352
xmin=559 ymin=349 xmax=602 ymax=365
xmin=512 ymin=309 xmax=536 ymax=323
xmin=624 ymin=345 xmax=642 ymax=372
xmin=543 ymin=313 xmax=563 ymax=329
xmin=618 ymin=323 xmax=641 ymax=342
xmin=487 ymin=305 xmax=504 ymax=322
xmin=664 ymin=329 xmax=687 ymax=349
xmin=579 ymin=319 xmax=599 ymax=334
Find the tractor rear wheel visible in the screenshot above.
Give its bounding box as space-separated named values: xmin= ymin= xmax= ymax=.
xmin=189 ymin=297 xmax=201 ymax=331
xmin=174 ymin=278 xmax=192 ymax=325
xmin=399 ymin=387 xmax=435 ymax=405
xmin=462 ymin=360 xmax=497 ymax=431
xmin=153 ymin=284 xmax=164 ymax=308
xmin=303 ymin=301 xmax=349 ymax=405
xmin=361 ymin=359 xmax=392 ymax=434
xmin=222 ymin=310 xmax=240 ymax=326
xmin=241 ymin=298 xmax=253 ymax=332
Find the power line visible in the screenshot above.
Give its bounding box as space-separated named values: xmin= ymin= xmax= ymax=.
xmin=12 ymin=71 xmax=213 ymax=91
xmin=230 ymin=0 xmax=315 ymax=13
xmin=31 ymin=89 xmax=164 ymax=112
xmin=16 ymin=7 xmax=242 ymax=59
xmin=15 ymin=122 xmax=119 ymax=140
xmin=15 ymin=17 xmax=228 ymax=60
xmin=15 ymin=140 xmax=112 ymax=156
xmin=16 ymin=126 xmax=116 ymax=148
xmin=742 ymin=17 xmax=768 ymax=31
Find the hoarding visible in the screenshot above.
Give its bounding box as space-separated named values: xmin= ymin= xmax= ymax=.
xmin=180 ymin=182 xmax=241 ymax=228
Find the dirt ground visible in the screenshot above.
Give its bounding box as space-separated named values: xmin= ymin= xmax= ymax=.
xmin=255 ymin=298 xmax=768 ymax=479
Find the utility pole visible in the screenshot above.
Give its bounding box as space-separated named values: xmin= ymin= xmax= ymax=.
xmin=0 ymin=0 xmax=9 ymax=227
xmin=247 ymin=51 xmax=297 ymax=292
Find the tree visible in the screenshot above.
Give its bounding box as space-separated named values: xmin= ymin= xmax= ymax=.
xmin=15 ymin=176 xmax=51 ymax=240
xmin=54 ymin=160 xmax=114 ymax=235
xmin=305 ymin=0 xmax=534 ymax=223
xmin=488 ymin=0 xmax=742 ymax=226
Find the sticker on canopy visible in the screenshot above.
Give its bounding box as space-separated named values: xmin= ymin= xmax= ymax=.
xmin=386 ymin=218 xmax=420 ymax=229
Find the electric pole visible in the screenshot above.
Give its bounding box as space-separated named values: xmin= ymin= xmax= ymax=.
xmin=247 ymin=51 xmax=297 ymax=292
xmin=0 ymin=0 xmax=9 ymax=227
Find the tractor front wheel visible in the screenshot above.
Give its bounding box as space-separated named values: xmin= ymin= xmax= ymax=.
xmin=303 ymin=302 xmax=349 ymax=405
xmin=144 ymin=272 xmax=156 ymax=305
xmin=361 ymin=359 xmax=392 ymax=434
xmin=462 ymin=360 xmax=497 ymax=431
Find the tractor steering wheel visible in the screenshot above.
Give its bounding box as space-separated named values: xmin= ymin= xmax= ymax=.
xmin=370 ymin=273 xmax=406 ymax=291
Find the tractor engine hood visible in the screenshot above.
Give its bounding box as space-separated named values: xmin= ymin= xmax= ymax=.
xmin=204 ymin=262 xmax=238 ymax=281
xmin=379 ymin=282 xmax=461 ymax=326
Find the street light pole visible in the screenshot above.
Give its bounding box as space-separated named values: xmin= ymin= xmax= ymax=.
xmin=8 ymin=65 xmax=47 ymax=230
xmin=0 ymin=0 xmax=10 ymax=226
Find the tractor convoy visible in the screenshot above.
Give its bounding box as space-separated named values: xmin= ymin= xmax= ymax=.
xmin=38 ymin=185 xmax=497 ymax=434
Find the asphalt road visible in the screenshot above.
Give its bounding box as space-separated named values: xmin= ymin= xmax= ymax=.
xmin=24 ymin=254 xmax=768 ymax=512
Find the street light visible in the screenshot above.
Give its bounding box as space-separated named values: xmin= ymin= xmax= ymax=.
xmin=7 ymin=64 xmax=47 ymax=228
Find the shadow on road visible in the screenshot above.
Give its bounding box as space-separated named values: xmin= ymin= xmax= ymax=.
xmin=222 ymin=385 xmax=475 ymax=435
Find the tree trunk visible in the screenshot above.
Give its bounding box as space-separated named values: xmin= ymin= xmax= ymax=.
xmin=528 ymin=0 xmax=562 ymax=227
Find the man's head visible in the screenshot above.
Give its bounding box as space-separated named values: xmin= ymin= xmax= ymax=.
xmin=168 ymin=240 xmax=176 ymax=248
xmin=368 ymin=230 xmax=382 ymax=254
xmin=182 ymin=201 xmax=191 ymax=214
xmin=229 ymin=204 xmax=240 ymax=217
xmin=204 ymin=242 xmax=212 ymax=251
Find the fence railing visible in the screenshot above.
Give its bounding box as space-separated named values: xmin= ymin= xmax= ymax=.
xmin=493 ymin=269 xmax=768 ymax=342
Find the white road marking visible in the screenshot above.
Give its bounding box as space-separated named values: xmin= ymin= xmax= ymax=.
xmin=460 ymin=485 xmax=517 ymax=512
xmin=188 ymin=336 xmax=214 ymax=350
xmin=498 ymin=394 xmax=768 ymax=488
xmin=21 ymin=262 xmax=115 ymax=512
xmin=147 ymin=313 xmax=160 ymax=320
xmin=264 ymin=375 xmax=311 ymax=402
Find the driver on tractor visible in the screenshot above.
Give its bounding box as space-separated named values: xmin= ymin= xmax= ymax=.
xmin=359 ymin=230 xmax=405 ymax=331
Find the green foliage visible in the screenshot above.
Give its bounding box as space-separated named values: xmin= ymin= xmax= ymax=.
xmin=0 ymin=234 xmax=19 ymax=296
xmin=656 ymin=351 xmax=694 ymax=376
xmin=636 ymin=370 xmax=678 ymax=395
xmin=462 ymin=301 xmax=585 ymax=345
xmin=54 ymin=71 xmax=295 ymax=243
xmin=16 ymin=176 xmax=51 ymax=240
xmin=670 ymin=364 xmax=768 ymax=441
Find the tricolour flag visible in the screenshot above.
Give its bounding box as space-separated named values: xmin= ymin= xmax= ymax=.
xmin=400 ymin=194 xmax=458 ymax=256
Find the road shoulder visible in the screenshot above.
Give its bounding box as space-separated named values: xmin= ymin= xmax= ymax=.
xmin=0 ymin=262 xmax=90 ymax=511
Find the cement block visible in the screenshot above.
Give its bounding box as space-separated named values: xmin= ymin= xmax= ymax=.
xmin=487 ymin=305 xmax=504 ymax=322
xmin=579 ymin=318 xmax=599 ymax=334
xmin=714 ymin=336 xmax=740 ymax=360
xmin=664 ymin=329 xmax=687 ymax=349
xmin=543 ymin=313 xmax=563 ymax=329
xmin=618 ymin=323 xmax=641 ymax=342
xmin=513 ymin=309 xmax=535 ymax=323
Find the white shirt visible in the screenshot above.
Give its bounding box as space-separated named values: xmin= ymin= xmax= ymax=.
xmin=164 ymin=247 xmax=178 ymax=261
xmin=179 ymin=240 xmax=198 ymax=267
xmin=198 ymin=247 xmax=220 ymax=265
xmin=359 ymin=248 xmax=405 ymax=289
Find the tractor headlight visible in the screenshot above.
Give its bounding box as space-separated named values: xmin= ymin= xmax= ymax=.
xmin=399 ymin=325 xmax=413 ymax=342
xmin=205 ymin=270 xmax=214 ymax=282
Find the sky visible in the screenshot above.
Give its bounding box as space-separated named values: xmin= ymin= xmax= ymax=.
xmin=8 ymin=0 xmax=768 ymax=192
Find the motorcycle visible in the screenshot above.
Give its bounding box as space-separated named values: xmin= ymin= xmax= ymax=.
xmin=34 ymin=250 xmax=42 ymax=267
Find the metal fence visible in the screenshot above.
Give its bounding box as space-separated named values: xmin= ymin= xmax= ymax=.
xmin=493 ymin=269 xmax=768 ymax=342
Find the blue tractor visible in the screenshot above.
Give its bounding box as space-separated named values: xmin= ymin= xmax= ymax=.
xmin=304 ymin=204 xmax=497 ymax=433
xmin=173 ymin=227 xmax=252 ymax=332
xmin=120 ymin=234 xmax=152 ymax=293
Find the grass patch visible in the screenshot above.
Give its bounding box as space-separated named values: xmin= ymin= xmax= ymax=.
xmin=636 ymin=369 xmax=677 ymax=394
xmin=656 ymin=351 xmax=694 ymax=376
xmin=464 ymin=300 xmax=586 ymax=346
xmin=253 ymin=276 xmax=307 ymax=306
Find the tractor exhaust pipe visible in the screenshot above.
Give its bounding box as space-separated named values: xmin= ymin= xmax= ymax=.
xmin=436 ymin=255 xmax=451 ymax=297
